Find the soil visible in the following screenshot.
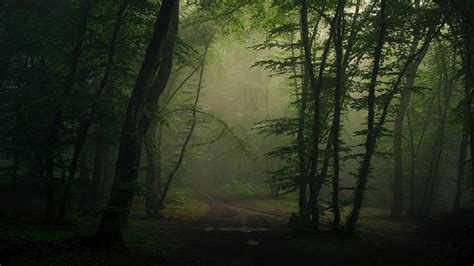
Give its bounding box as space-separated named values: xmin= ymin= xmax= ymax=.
xmin=159 ymin=190 xmax=465 ymax=265
xmin=0 ymin=189 xmax=471 ymax=265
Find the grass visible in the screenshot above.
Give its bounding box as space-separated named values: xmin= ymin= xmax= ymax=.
xmin=217 ymin=181 xmax=421 ymax=235
xmin=219 ymin=180 xmax=271 ymax=197
xmin=160 ymin=187 xmax=209 ymax=221
xmin=0 ymin=185 xmax=432 ymax=265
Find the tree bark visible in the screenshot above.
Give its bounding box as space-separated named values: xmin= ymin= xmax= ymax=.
xmin=406 ymin=92 xmax=436 ymax=217
xmin=331 ymin=0 xmax=346 ymax=230
xmin=10 ymin=154 xmax=18 ymax=217
xmin=453 ymin=122 xmax=468 ymax=211
xmin=391 ymin=28 xmax=428 ymax=220
xmin=93 ymin=0 xmax=178 ymax=247
xmin=296 ymin=56 xmax=309 ymax=222
xmin=79 ymin=152 xmax=92 ymax=212
xmin=420 ymin=43 xmax=454 ymax=216
xmin=145 ymin=119 xmax=162 ymax=216
xmin=451 ymin=0 xmax=474 ymax=188
xmin=288 ymin=31 xmax=308 ymax=222
xmin=43 ymin=156 xmax=56 ymax=224
xmin=459 ymin=19 xmax=474 ymax=193
xmin=346 ymin=0 xmax=387 ymax=234
xmin=318 ymin=0 xmax=361 ymax=230
xmin=300 ymin=0 xmax=321 ymax=225
xmin=91 ymin=141 xmax=104 ymax=212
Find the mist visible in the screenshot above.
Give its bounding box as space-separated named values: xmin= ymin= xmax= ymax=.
xmin=0 ymin=0 xmax=473 ymax=265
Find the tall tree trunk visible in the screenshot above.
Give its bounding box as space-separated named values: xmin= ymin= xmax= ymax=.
xmin=300 ymin=0 xmax=321 ymax=225
xmin=100 ymin=147 xmax=116 ymax=208
xmin=56 ymin=0 xmax=129 ymax=224
xmin=145 ymin=119 xmax=162 ymax=216
xmin=288 ymin=31 xmax=307 ymax=222
xmin=331 ymin=0 xmax=346 ymax=230
xmin=37 ymin=157 xmax=55 ymax=223
xmin=458 ymin=17 xmax=474 ymax=191
xmin=391 ymin=28 xmax=428 ymax=220
xmin=43 ymin=156 xmax=56 ymax=224
xmin=406 ymin=92 xmax=436 ymax=217
xmin=79 ymin=152 xmax=92 ymax=212
xmin=453 ymin=124 xmax=468 ymax=212
xmin=454 ymin=37 xmax=473 ymax=210
xmin=93 ymin=0 xmax=178 ymax=247
xmin=91 ymin=141 xmax=104 ymax=212
xmin=346 ymin=0 xmax=387 ymax=234
xmin=421 ymin=44 xmax=454 ymax=216
xmin=296 ymin=63 xmax=309 ymax=221
xmin=391 ymin=90 xmax=411 ymax=219
xmin=451 ymin=0 xmax=474 ymax=187
xmin=10 ymin=154 xmax=18 ymax=217
xmin=158 ymin=39 xmax=211 ymax=210
xmin=318 ymin=0 xmax=362 ymax=229
xmin=406 ymin=110 xmax=417 ymax=217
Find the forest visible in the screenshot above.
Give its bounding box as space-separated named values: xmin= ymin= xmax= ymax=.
xmin=0 ymin=0 xmax=473 ymax=265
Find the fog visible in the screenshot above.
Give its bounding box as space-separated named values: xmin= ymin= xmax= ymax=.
xmin=1 ymin=0 xmax=473 ymax=264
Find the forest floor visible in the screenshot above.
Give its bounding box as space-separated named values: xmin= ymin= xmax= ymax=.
xmin=0 ymin=186 xmax=472 ymax=265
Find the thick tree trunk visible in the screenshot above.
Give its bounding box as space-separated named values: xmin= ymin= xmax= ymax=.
xmin=145 ymin=120 xmax=162 ymax=216
xmin=453 ymin=123 xmax=468 ymax=211
xmin=459 ymin=18 xmax=474 ymax=195
xmin=91 ymin=142 xmax=104 ymax=212
xmin=391 ymin=32 xmax=428 ymax=220
xmin=56 ymin=0 xmax=129 ymax=224
xmin=452 ymin=0 xmax=474 ymax=187
xmin=10 ymin=154 xmax=18 ymax=217
xmin=459 ymin=22 xmax=474 ymax=192
xmin=79 ymin=153 xmax=92 ymax=212
xmin=43 ymin=156 xmax=56 ymax=224
xmin=93 ymin=0 xmax=178 ymax=247
xmin=346 ymin=0 xmax=387 ymax=234
xmin=100 ymin=148 xmax=116 ymax=208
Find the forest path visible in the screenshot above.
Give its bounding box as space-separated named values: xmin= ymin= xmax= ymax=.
xmin=195 ymin=190 xmax=289 ymax=230
xmin=158 ymin=189 xmax=460 ymax=265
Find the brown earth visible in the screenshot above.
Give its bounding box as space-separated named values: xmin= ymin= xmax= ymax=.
xmin=0 ymin=189 xmax=470 ymax=265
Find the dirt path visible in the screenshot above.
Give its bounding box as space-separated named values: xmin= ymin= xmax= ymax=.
xmin=196 ymin=190 xmax=289 ymax=229
xmin=159 ymin=190 xmax=462 ymax=265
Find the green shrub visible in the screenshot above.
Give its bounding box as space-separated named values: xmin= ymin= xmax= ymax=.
xmin=219 ymin=180 xmax=270 ymax=196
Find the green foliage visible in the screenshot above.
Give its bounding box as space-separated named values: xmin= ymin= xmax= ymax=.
xmin=219 ymin=180 xmax=271 ymax=196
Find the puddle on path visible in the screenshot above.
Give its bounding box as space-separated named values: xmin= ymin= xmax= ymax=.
xmin=196 ymin=226 xmax=272 ymax=233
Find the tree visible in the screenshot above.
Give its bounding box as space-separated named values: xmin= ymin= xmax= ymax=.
xmin=391 ymin=0 xmax=429 ymax=220
xmin=346 ymin=0 xmax=388 ymax=233
xmin=298 ymin=0 xmax=318 ymax=224
xmin=158 ymin=38 xmax=212 ymax=210
xmin=93 ymin=0 xmax=179 ymax=247
xmin=42 ymin=0 xmax=93 ymax=224
xmin=330 ymin=0 xmax=347 ymax=229
xmin=56 ymin=0 xmax=131 ymax=224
